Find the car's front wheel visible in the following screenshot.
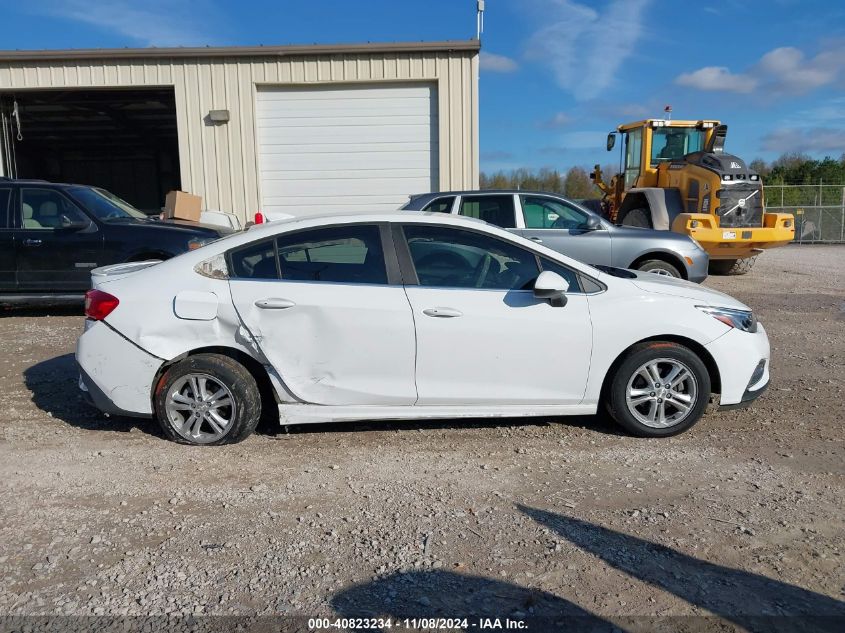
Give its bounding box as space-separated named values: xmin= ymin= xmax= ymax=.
xmin=635 ymin=258 xmax=682 ymax=278
xmin=154 ymin=353 xmax=261 ymax=445
xmin=606 ymin=342 xmax=710 ymax=437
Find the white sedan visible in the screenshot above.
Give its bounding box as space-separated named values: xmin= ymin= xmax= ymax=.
xmin=76 ymin=212 xmax=770 ymax=445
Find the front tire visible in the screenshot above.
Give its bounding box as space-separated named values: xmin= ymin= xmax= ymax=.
xmin=709 ymin=256 xmax=756 ymax=275
xmin=619 ymin=208 xmax=652 ymax=228
xmin=606 ymin=342 xmax=710 ymax=437
xmin=154 ymin=354 xmax=261 ymax=445
xmin=635 ymin=259 xmax=682 ymax=278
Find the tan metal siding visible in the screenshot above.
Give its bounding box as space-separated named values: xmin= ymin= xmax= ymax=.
xmin=0 ymin=50 xmax=479 ymax=221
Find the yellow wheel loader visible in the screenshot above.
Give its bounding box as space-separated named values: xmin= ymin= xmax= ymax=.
xmin=591 ymin=120 xmax=794 ymax=274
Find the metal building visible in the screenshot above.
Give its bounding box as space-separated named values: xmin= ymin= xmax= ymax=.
xmin=0 ymin=40 xmax=480 ymax=221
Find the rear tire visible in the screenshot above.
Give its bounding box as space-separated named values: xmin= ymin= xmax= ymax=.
xmin=709 ymin=256 xmax=756 ymax=275
xmin=154 ymin=353 xmax=261 ymax=445
xmin=606 ymin=342 xmax=710 ymax=438
xmin=635 ymin=259 xmax=682 ymax=278
xmin=619 ymin=208 xmax=652 ymax=228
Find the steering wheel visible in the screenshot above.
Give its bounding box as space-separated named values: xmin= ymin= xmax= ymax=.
xmin=474 ymin=252 xmax=493 ymax=288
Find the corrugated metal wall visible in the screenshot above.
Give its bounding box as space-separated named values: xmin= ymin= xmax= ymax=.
xmin=0 ymin=51 xmax=479 ymax=220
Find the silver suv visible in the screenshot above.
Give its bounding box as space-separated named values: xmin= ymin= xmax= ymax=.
xmin=402 ymin=191 xmax=709 ymax=282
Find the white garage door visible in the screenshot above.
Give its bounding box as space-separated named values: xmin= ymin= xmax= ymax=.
xmin=256 ymin=83 xmax=438 ymax=216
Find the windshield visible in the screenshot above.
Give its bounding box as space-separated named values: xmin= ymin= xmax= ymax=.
xmin=68 ymin=186 xmax=149 ymax=222
xmin=651 ymin=127 xmax=704 ymax=162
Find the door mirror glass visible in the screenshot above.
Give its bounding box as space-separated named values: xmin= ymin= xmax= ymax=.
xmin=533 ymin=270 xmax=569 ymax=307
xmin=606 ymin=132 xmax=616 ymax=151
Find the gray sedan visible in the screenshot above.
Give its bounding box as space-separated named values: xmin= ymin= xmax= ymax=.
xmin=401 ymin=190 xmax=709 ymax=282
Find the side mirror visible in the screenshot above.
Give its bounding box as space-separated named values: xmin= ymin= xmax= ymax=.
xmin=533 ymin=270 xmax=569 ymax=307
xmin=581 ymin=215 xmax=603 ymax=231
xmin=606 ymin=132 xmax=616 ymax=151
xmin=60 ymin=215 xmax=90 ymax=231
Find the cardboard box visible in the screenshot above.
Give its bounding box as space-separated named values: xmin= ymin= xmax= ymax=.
xmin=164 ymin=190 xmax=202 ymax=222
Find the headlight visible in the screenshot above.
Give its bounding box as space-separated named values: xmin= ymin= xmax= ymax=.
xmin=696 ymin=305 xmax=757 ymax=333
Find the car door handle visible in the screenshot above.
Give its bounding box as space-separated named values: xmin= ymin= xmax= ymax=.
xmin=255 ymin=298 xmax=296 ymax=310
xmin=422 ymin=307 xmax=463 ymax=318
xmin=23 ymin=239 xmax=43 ymax=246
xmin=528 ymin=236 xmax=543 ymax=243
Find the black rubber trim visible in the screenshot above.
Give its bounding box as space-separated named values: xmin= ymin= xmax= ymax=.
xmin=379 ymin=223 xmax=403 ymax=286
xmin=719 ymin=379 xmax=769 ymax=410
xmin=391 ymin=224 xmax=419 ymax=285
xmin=77 ymin=366 xmax=152 ymax=419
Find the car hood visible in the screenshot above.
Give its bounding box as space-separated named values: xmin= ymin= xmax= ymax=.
xmin=628 ymin=270 xmax=750 ymax=310
xmin=125 ymin=218 xmax=231 ymax=236
xmin=608 ymin=224 xmax=698 ymax=247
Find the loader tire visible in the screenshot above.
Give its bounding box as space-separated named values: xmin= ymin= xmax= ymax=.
xmin=709 ymin=256 xmax=757 ymax=276
xmin=620 ymin=208 xmax=652 ymax=228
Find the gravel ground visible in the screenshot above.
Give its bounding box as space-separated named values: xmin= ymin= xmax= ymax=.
xmin=0 ymin=245 xmax=843 ymax=630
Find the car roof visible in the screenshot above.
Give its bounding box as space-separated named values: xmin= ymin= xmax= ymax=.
xmin=408 ymin=189 xmax=575 ymax=199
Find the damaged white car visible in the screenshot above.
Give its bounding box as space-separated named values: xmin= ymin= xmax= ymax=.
xmin=76 ymin=212 xmax=770 ymax=445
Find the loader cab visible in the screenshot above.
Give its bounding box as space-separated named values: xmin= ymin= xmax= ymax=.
xmin=613 ymin=120 xmax=718 ymax=190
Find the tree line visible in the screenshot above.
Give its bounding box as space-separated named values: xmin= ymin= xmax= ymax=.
xmin=480 ymin=153 xmax=845 ymax=202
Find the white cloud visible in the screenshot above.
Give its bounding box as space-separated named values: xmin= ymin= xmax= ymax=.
xmin=32 ymin=0 xmax=219 ymax=47
xmin=675 ymin=41 xmax=845 ymax=96
xmin=675 ymin=66 xmax=757 ymax=93
xmin=558 ymin=130 xmax=608 ymax=150
xmin=762 ymin=127 xmax=845 ymax=153
xmin=540 ymin=112 xmax=572 ymax=128
xmin=523 ymin=0 xmax=653 ymax=101
xmin=480 ymin=52 xmax=519 ymax=73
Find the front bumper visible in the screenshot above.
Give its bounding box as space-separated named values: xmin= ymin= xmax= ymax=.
xmin=673 ymin=213 xmax=795 ymax=259
xmin=704 ymin=322 xmax=771 ymax=406
xmin=76 ymin=320 xmax=161 ymax=418
xmin=681 ymin=250 xmax=709 ymax=284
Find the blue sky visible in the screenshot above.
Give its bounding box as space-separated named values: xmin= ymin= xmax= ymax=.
xmin=3 ymin=0 xmax=845 ymax=173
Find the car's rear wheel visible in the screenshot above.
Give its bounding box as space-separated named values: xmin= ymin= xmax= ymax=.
xmin=635 ymin=258 xmax=682 ymax=278
xmin=606 ymin=342 xmax=710 ymax=437
xmin=154 ymin=354 xmax=261 ymax=445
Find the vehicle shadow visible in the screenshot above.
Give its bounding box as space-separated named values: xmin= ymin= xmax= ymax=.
xmin=331 ymin=569 xmax=614 ymax=632
xmin=23 ymin=353 xmax=163 ymax=438
xmin=518 ymin=505 xmax=845 ymax=632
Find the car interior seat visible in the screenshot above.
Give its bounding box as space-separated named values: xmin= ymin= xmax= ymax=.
xmin=38 ymin=201 xmax=60 ymax=228
xmin=22 ymin=203 xmax=43 ymax=229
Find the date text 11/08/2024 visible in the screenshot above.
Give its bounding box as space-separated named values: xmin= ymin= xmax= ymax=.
xmin=308 ymin=617 xmax=528 ymax=630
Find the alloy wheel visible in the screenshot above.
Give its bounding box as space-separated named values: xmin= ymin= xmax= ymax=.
xmin=164 ymin=373 xmax=237 ymax=444
xmin=624 ymin=358 xmax=698 ymax=428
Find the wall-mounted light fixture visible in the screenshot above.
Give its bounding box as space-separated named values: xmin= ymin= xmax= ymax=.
xmin=207 ymin=109 xmax=230 ymax=123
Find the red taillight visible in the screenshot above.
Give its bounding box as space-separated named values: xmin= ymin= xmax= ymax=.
xmin=254 ymin=211 xmax=264 ymax=224
xmin=85 ymin=290 xmax=120 ymax=320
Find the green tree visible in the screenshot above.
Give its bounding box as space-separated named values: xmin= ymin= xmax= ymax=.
xmin=563 ymin=166 xmax=594 ymax=199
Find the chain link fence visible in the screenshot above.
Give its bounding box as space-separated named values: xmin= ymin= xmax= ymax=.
xmin=764 ymin=184 xmax=845 ymax=243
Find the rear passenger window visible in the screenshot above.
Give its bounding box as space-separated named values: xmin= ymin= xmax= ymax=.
xmin=228 ymin=225 xmax=388 ymax=285
xmin=229 ymin=240 xmax=277 ymax=279
xmin=422 ymin=197 xmax=454 ymax=213
xmin=459 ymin=195 xmax=516 ymax=228
xmin=0 ymin=189 xmax=10 ymax=228
xmin=277 ymin=225 xmax=387 ymax=285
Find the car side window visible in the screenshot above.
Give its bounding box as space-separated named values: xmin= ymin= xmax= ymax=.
xmin=459 ymin=195 xmax=516 ymax=228
xmin=404 ymin=224 xmax=540 ymax=290
xmin=421 ymin=197 xmax=454 ymax=213
xmin=20 ymin=188 xmax=89 ymax=230
xmin=0 ymin=188 xmax=11 ymax=228
xmin=539 ymin=257 xmax=583 ymax=293
xmin=229 ymin=225 xmax=388 ymax=285
xmin=521 ymin=196 xmax=589 ymax=230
